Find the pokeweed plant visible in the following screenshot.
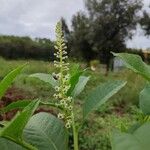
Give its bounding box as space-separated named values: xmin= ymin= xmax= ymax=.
xmin=0 ymin=22 xmax=126 ymax=150
xmin=111 ymin=53 xmax=150 ymax=150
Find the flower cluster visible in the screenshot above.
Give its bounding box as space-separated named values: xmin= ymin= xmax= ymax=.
xmin=53 ymin=22 xmax=73 ymax=128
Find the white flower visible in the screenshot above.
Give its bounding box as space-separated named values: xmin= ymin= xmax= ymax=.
xmin=65 ymin=122 xmax=71 ymax=128
xmin=58 ymin=113 xmax=64 ymax=119
xmin=55 ymin=86 xmax=60 ymax=92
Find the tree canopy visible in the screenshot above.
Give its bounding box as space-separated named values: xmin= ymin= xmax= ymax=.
xmin=70 ymin=0 xmax=143 ymax=68
xmin=140 ymin=8 xmax=150 ymax=36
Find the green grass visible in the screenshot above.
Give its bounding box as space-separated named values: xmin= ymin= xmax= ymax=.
xmin=0 ymin=57 xmax=146 ymax=149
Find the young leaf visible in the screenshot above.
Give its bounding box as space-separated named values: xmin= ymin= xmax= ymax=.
xmin=112 ymin=122 xmax=150 ymax=150
xmin=23 ymin=112 xmax=68 ymax=150
xmin=0 ymin=63 xmax=27 ymax=100
xmin=139 ymin=84 xmax=150 ymax=115
xmin=0 ymin=100 xmax=62 ymax=115
xmin=67 ymin=71 xmax=83 ymax=96
xmin=29 ymin=73 xmax=58 ymax=88
xmin=0 ymin=100 xmax=40 ymax=150
xmin=83 ymin=80 xmax=126 ymax=118
xmin=71 ymin=76 xmax=90 ymax=98
xmin=113 ymin=53 xmax=150 ymax=81
xmin=69 ymin=63 xmax=80 ymax=76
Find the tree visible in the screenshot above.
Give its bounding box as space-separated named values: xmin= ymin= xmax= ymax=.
xmin=60 ymin=17 xmax=70 ymax=40
xmin=60 ymin=17 xmax=71 ymax=55
xmin=140 ymin=8 xmax=150 ymax=35
xmin=71 ymin=0 xmax=143 ymax=72
xmin=86 ymin=0 xmax=143 ymax=71
xmin=71 ymin=12 xmax=97 ymax=62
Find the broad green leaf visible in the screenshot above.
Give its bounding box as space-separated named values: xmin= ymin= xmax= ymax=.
xmin=127 ymin=123 xmax=142 ymax=134
xmin=112 ymin=122 xmax=150 ymax=150
xmin=71 ymin=76 xmax=90 ymax=98
xmin=29 ymin=73 xmax=58 ymax=88
xmin=113 ymin=53 xmax=150 ymax=81
xmin=23 ymin=112 xmax=68 ymax=150
xmin=0 ymin=100 xmax=40 ymax=149
xmin=83 ymin=80 xmax=126 ymax=118
xmin=111 ymin=131 xmax=141 ymax=150
xmin=0 ymin=100 xmax=31 ymax=114
xmin=0 ymin=63 xmax=27 ymax=100
xmin=0 ymin=138 xmax=25 ymax=150
xmin=133 ymin=122 xmax=150 ymax=149
xmin=140 ymin=84 xmax=150 ymax=115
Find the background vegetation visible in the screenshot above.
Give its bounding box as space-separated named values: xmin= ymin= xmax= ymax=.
xmin=0 ymin=57 xmax=146 ymax=149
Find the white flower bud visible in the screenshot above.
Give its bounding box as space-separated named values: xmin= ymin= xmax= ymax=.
xmin=67 ymin=97 xmax=72 ymax=102
xmin=58 ymin=113 xmax=64 ymax=119
xmin=68 ymin=106 xmax=73 ymax=110
xmin=60 ymin=100 xmax=65 ymax=105
xmin=55 ymin=86 xmax=60 ymax=92
xmin=65 ymin=122 xmax=71 ymax=128
xmin=58 ymin=93 xmax=63 ymax=98
xmin=53 ymin=94 xmax=59 ymax=99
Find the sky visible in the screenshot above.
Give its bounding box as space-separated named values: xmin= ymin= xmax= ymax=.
xmin=0 ymin=0 xmax=150 ymax=49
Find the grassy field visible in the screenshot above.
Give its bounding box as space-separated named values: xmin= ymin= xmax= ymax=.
xmin=0 ymin=57 xmax=146 ymax=149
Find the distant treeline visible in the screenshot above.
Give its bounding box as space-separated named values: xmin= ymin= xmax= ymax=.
xmin=0 ymin=35 xmax=54 ymax=61
xmin=0 ymin=35 xmax=146 ymax=63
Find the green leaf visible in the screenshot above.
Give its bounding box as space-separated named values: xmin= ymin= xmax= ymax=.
xmin=67 ymin=64 xmax=83 ymax=96
xmin=140 ymin=84 xmax=150 ymax=115
xmin=0 ymin=63 xmax=27 ymax=100
xmin=69 ymin=63 xmax=80 ymax=76
xmin=113 ymin=53 xmax=150 ymax=81
xmin=67 ymin=72 xmax=83 ymax=96
xmin=83 ymin=80 xmax=126 ymax=118
xmin=23 ymin=112 xmax=68 ymax=150
xmin=67 ymin=71 xmax=83 ymax=96
xmin=0 ymin=100 xmax=40 ymax=150
xmin=112 ymin=122 xmax=150 ymax=150
xmin=0 ymin=100 xmax=62 ymax=116
xmin=0 ymin=121 xmax=9 ymax=128
xmin=133 ymin=122 xmax=150 ymax=149
xmin=29 ymin=73 xmax=58 ymax=88
xmin=0 ymin=100 xmax=31 ymax=114
xmin=111 ymin=131 xmax=141 ymax=150
xmin=127 ymin=123 xmax=142 ymax=134
xmin=0 ymin=138 xmax=25 ymax=150
xmin=71 ymin=76 xmax=90 ymax=98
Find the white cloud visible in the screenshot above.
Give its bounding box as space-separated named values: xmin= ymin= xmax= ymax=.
xmin=126 ymin=0 xmax=150 ymax=49
xmin=126 ymin=27 xmax=150 ymax=49
xmin=0 ymin=0 xmax=84 ymax=39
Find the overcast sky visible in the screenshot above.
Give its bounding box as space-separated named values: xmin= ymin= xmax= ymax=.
xmin=0 ymin=0 xmax=150 ymax=49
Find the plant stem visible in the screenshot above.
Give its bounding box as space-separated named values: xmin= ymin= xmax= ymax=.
xmin=71 ymin=112 xmax=79 ymax=150
xmin=40 ymin=101 xmax=63 ymax=110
